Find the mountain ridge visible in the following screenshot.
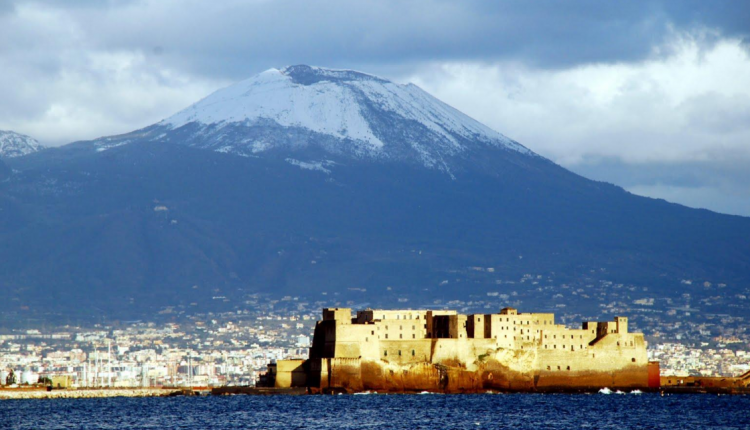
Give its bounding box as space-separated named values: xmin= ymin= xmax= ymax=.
xmin=0 ymin=130 xmax=43 ymax=158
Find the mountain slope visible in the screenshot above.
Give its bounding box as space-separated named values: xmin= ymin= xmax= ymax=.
xmin=89 ymin=65 xmax=532 ymax=177
xmin=0 ymin=130 xmax=42 ymax=158
xmin=1 ymin=66 xmax=749 ymax=321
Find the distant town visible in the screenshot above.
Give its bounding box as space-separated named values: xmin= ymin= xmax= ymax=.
xmin=2 ymin=270 xmax=749 ymax=388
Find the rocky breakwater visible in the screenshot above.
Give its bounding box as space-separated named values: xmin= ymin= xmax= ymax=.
xmin=0 ymin=388 xmax=176 ymax=400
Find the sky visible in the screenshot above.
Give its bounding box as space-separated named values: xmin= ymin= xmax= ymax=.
xmin=1 ymin=0 xmax=749 ymax=215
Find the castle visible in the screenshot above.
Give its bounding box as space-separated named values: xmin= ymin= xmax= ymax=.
xmin=271 ymin=307 xmax=659 ymax=393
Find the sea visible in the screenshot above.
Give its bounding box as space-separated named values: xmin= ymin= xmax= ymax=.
xmin=2 ymin=393 xmax=749 ymax=429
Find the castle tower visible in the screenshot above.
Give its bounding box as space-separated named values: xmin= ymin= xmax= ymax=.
xmin=615 ymin=316 xmax=628 ymax=334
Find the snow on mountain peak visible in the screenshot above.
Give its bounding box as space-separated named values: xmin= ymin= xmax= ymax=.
xmin=0 ymin=130 xmax=43 ymax=158
xmin=162 ymin=65 xmax=531 ymax=164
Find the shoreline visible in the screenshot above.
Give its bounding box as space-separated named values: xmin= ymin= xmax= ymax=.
xmin=2 ymin=386 xmax=748 ymax=400
xmin=0 ymin=388 xmax=190 ymax=400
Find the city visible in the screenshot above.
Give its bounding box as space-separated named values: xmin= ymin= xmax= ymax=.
xmin=2 ymin=270 xmax=749 ymax=389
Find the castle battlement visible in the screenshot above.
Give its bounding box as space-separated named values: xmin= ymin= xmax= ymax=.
xmin=298 ymin=307 xmax=654 ymax=393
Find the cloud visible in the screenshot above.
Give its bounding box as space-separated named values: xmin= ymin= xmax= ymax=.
xmin=405 ymin=35 xmax=750 ymax=215
xmin=0 ymin=1 xmax=749 ymax=214
xmin=3 ymin=0 xmax=749 ymax=79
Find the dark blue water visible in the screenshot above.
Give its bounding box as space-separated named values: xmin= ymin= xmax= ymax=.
xmin=2 ymin=394 xmax=749 ymax=429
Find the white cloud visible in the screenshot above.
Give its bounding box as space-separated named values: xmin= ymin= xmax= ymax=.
xmin=406 ymin=34 xmax=750 ymax=167
xmin=401 ymin=34 xmax=750 ymax=215
xmin=0 ymin=3 xmax=224 ymax=145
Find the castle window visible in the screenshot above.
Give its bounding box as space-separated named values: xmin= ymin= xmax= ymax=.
xmin=366 ymin=337 xmax=369 ymax=342
xmin=412 ymin=334 xmax=415 ymax=339
xmin=400 ymin=334 xmax=403 ymax=339
xmin=400 ymin=326 xmax=402 ymax=330
xmin=547 ymin=366 xmax=551 ymax=371
xmin=632 ymin=358 xmax=636 ymax=362
xmin=384 ymin=351 xmax=387 ymax=356
xmin=553 ymin=335 xmax=556 ymax=339
xmin=412 ymin=325 xmax=415 ymax=330
xmin=617 ymin=342 xmax=620 ymax=346
xmin=545 ymin=345 xmax=547 ymax=349
xmin=385 ymin=334 xmax=388 ymax=339
xmin=372 ymin=331 xmax=375 ymax=335
xmin=397 ymin=315 xmax=400 ymax=320
xmin=567 ymin=366 xmax=570 ymax=371
xmin=554 ymin=345 xmax=557 ymax=349
xmin=398 ymin=350 xmax=402 ymax=356
xmin=412 ymin=350 xmax=415 ymax=356
xmin=557 ymin=366 xmax=561 ymax=370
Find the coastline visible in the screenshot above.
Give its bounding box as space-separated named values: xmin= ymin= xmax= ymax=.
xmin=0 ymin=388 xmax=184 ymax=400
xmin=2 ymin=386 xmax=749 ymax=399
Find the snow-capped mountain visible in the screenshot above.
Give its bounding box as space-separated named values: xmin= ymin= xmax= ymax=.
xmin=5 ymin=64 xmax=750 ymax=320
xmin=0 ymin=130 xmax=42 ymax=158
xmin=93 ymin=65 xmax=532 ymax=175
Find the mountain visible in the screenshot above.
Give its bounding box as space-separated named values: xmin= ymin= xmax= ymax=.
xmin=0 ymin=130 xmax=43 ymax=158
xmin=88 ymin=65 xmax=532 ymax=177
xmin=2 ymin=65 xmax=749 ymax=322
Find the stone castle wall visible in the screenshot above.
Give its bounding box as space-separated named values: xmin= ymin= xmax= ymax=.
xmin=306 ymin=307 xmax=649 ymax=392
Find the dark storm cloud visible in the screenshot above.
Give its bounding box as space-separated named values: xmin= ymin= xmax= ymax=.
xmin=5 ymin=0 xmax=749 ymax=80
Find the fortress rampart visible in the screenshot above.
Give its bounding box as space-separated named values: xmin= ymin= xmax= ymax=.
xmin=290 ymin=307 xmax=654 ymax=393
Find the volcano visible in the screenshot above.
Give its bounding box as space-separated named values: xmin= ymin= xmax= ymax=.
xmin=2 ymin=65 xmax=749 ymax=320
